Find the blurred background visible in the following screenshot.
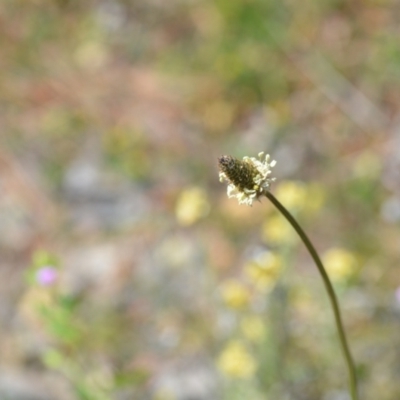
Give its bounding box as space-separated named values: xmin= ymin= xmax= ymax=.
xmin=1 ymin=0 xmax=400 ymax=399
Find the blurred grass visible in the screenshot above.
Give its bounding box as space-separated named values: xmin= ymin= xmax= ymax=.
xmin=0 ymin=0 xmax=399 ymax=399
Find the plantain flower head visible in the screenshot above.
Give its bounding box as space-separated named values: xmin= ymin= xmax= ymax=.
xmin=218 ymin=152 xmax=276 ymax=206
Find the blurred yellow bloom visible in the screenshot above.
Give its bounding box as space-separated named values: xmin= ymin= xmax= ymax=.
xmin=323 ymin=248 xmax=357 ymax=281
xmin=303 ymin=183 xmax=325 ymax=213
xmin=262 ymin=214 xmax=295 ymax=244
xmin=217 ymin=340 xmax=256 ymax=378
xmin=275 ymin=180 xmax=306 ymax=211
xmin=352 ymin=151 xmax=382 ymax=179
xmin=220 ymin=280 xmax=251 ymax=309
xmin=74 ymin=41 xmax=108 ymax=69
xmin=240 ymin=316 xmax=266 ymax=342
xmin=175 ymin=187 xmax=210 ymax=226
xmin=244 ymin=252 xmax=282 ymax=291
xmin=153 ymin=388 xmax=176 ymax=400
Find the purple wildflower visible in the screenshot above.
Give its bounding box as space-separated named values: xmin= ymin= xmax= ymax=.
xmin=36 ymin=266 xmax=58 ymax=286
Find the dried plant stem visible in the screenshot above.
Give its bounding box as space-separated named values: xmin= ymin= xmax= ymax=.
xmin=265 ymin=191 xmax=359 ymax=400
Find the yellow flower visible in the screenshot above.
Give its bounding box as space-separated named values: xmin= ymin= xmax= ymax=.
xmin=303 ymin=183 xmax=325 ymax=214
xmin=152 ymin=388 xmax=176 ymax=400
xmin=352 ymin=151 xmax=382 ymax=179
xmin=74 ymin=41 xmax=108 ymax=69
xmin=262 ymin=214 xmax=295 ymax=244
xmin=323 ymin=248 xmax=357 ymax=281
xmin=175 ymin=187 xmax=210 ymax=226
xmin=274 ymin=180 xmax=306 ymax=211
xmin=244 ymin=252 xmax=282 ymax=291
xmin=220 ymin=280 xmax=251 ymax=309
xmin=217 ymin=341 xmax=256 ymax=378
xmin=240 ymin=316 xmax=266 ymax=342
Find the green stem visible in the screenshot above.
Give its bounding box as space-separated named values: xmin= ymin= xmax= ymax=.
xmin=264 ymin=191 xmax=359 ymax=400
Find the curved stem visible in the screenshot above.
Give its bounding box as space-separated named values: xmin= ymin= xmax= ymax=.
xmin=264 ymin=191 xmax=359 ymax=400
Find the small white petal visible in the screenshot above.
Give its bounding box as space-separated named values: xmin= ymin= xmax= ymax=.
xmin=219 ymin=172 xmax=227 ymax=182
xmin=227 ymin=184 xmax=237 ymax=197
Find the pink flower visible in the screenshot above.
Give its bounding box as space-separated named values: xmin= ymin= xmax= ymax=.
xmin=36 ymin=266 xmax=58 ymax=286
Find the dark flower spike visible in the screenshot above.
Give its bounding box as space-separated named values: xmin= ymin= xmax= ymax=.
xmin=218 ymin=152 xmax=276 ymax=206
xmin=217 ymin=153 xmax=359 ymax=400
